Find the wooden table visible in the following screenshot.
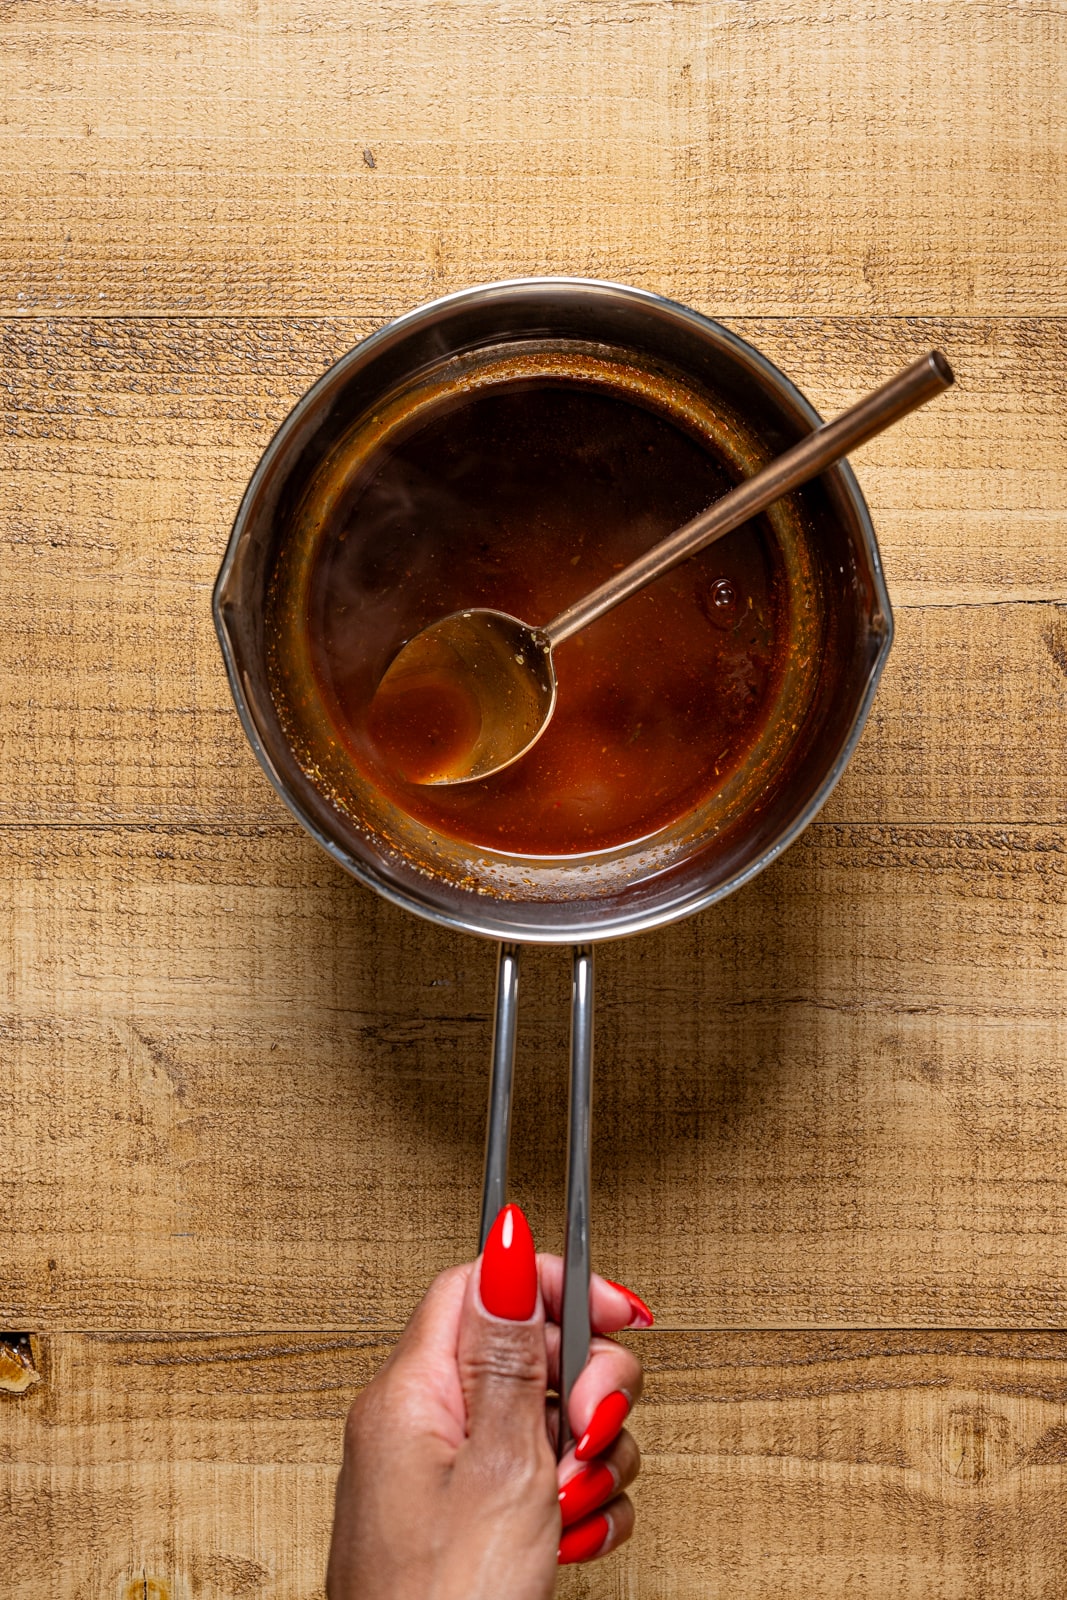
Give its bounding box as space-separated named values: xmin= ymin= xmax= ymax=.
xmin=2 ymin=3 xmax=1065 ymax=1595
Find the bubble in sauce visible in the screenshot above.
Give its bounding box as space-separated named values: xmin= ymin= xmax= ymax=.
xmin=698 ymin=574 xmax=743 ymax=632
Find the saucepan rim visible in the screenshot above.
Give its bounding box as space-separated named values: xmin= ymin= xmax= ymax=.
xmin=213 ymin=276 xmax=893 ymax=943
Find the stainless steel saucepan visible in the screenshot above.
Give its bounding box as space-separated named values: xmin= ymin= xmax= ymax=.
xmin=213 ymin=278 xmax=893 ymax=1450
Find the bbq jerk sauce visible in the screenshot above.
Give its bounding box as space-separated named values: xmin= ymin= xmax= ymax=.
xmin=296 ymin=375 xmax=791 ymax=858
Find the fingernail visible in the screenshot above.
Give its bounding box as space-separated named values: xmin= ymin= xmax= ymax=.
xmin=603 ymin=1277 xmax=655 ymax=1328
xmin=558 ymin=1510 xmax=611 ymax=1565
xmin=575 ymin=1389 xmax=630 ymax=1461
xmin=479 ymin=1203 xmax=537 ymax=1321
xmin=559 ymin=1460 xmax=617 ymax=1528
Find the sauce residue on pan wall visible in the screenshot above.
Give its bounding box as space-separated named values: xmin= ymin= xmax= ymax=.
xmin=300 ymin=378 xmax=790 ymax=857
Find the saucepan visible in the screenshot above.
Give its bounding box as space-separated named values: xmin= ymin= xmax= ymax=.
xmin=212 ymin=278 xmax=892 ymax=1445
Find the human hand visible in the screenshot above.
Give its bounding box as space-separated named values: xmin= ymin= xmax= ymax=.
xmin=326 ymin=1204 xmax=652 ymax=1600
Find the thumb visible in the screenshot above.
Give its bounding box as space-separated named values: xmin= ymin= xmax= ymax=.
xmin=458 ymin=1204 xmax=548 ymax=1453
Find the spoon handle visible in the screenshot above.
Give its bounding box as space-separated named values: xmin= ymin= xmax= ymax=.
xmin=545 ymin=349 xmax=953 ymax=648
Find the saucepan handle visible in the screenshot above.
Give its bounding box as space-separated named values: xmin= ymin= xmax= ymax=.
xmin=479 ymin=942 xmax=522 ymax=1250
xmin=477 ymin=941 xmax=595 ymax=1462
xmin=558 ymin=944 xmax=594 ymax=1457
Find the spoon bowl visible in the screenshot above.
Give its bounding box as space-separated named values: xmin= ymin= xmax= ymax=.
xmin=370 ymin=609 xmax=556 ymax=784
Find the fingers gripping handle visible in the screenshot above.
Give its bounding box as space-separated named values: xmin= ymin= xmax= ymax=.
xmin=559 ymin=945 xmax=595 ymax=1458
xmin=479 ymin=943 xmax=521 ymax=1251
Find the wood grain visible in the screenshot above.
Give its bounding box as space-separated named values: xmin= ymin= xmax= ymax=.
xmin=3 ymin=588 xmax=1065 ymax=825
xmin=3 ymin=314 xmax=1065 ymax=608
xmin=6 ymin=1330 xmax=1067 ymax=1598
xmin=3 ymin=0 xmax=1065 ymax=1591
xmin=2 ymin=314 xmax=1066 ymax=823
xmin=1 ymin=2 xmax=1063 ymax=317
xmin=1 ymin=821 xmax=1063 ymax=1329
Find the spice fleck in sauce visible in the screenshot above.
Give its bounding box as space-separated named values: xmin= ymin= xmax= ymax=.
xmin=305 ymin=380 xmax=788 ymax=856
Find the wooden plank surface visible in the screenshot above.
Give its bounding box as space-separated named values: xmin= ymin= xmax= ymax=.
xmin=2 ymin=821 xmax=1063 ymax=1329
xmin=1 ymin=314 xmax=1065 ymax=824
xmin=4 ymin=591 xmax=1067 ymax=825
xmin=2 ymin=0 xmax=1064 ymax=1592
xmin=3 ymin=314 xmax=1065 ymax=610
xmin=6 ymin=1331 xmax=1067 ymax=1599
xmin=1 ymin=2 xmax=1064 ymax=318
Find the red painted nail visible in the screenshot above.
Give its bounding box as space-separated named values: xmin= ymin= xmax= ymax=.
xmin=479 ymin=1204 xmax=537 ymax=1321
xmin=604 ymin=1277 xmax=654 ymax=1328
xmin=575 ymin=1389 xmax=630 ymax=1461
xmin=559 ymin=1460 xmax=617 ymax=1528
xmin=558 ymin=1511 xmax=610 ymax=1565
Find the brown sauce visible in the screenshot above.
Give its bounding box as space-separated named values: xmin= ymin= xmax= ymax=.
xmin=302 ymin=379 xmax=789 ymax=857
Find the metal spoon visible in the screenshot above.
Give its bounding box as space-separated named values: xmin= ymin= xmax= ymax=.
xmin=372 ymin=350 xmax=954 ymax=784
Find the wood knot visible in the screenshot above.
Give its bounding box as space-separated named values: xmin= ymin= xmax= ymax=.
xmin=1043 ymin=612 xmax=1067 ymax=680
xmin=0 ymin=1334 xmax=40 ymax=1396
xmin=940 ymin=1405 xmax=1013 ymax=1484
xmin=122 ymin=1581 xmax=169 ymax=1600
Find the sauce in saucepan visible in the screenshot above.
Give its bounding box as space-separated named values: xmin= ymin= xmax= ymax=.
xmin=301 ymin=379 xmax=790 ymax=857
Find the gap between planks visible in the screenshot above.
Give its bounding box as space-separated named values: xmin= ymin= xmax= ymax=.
xmin=0 ymin=818 xmax=1060 ymax=831
xmin=4 ymin=312 xmax=1067 ymax=322
xmin=25 ymin=1326 xmax=1067 ymax=1336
